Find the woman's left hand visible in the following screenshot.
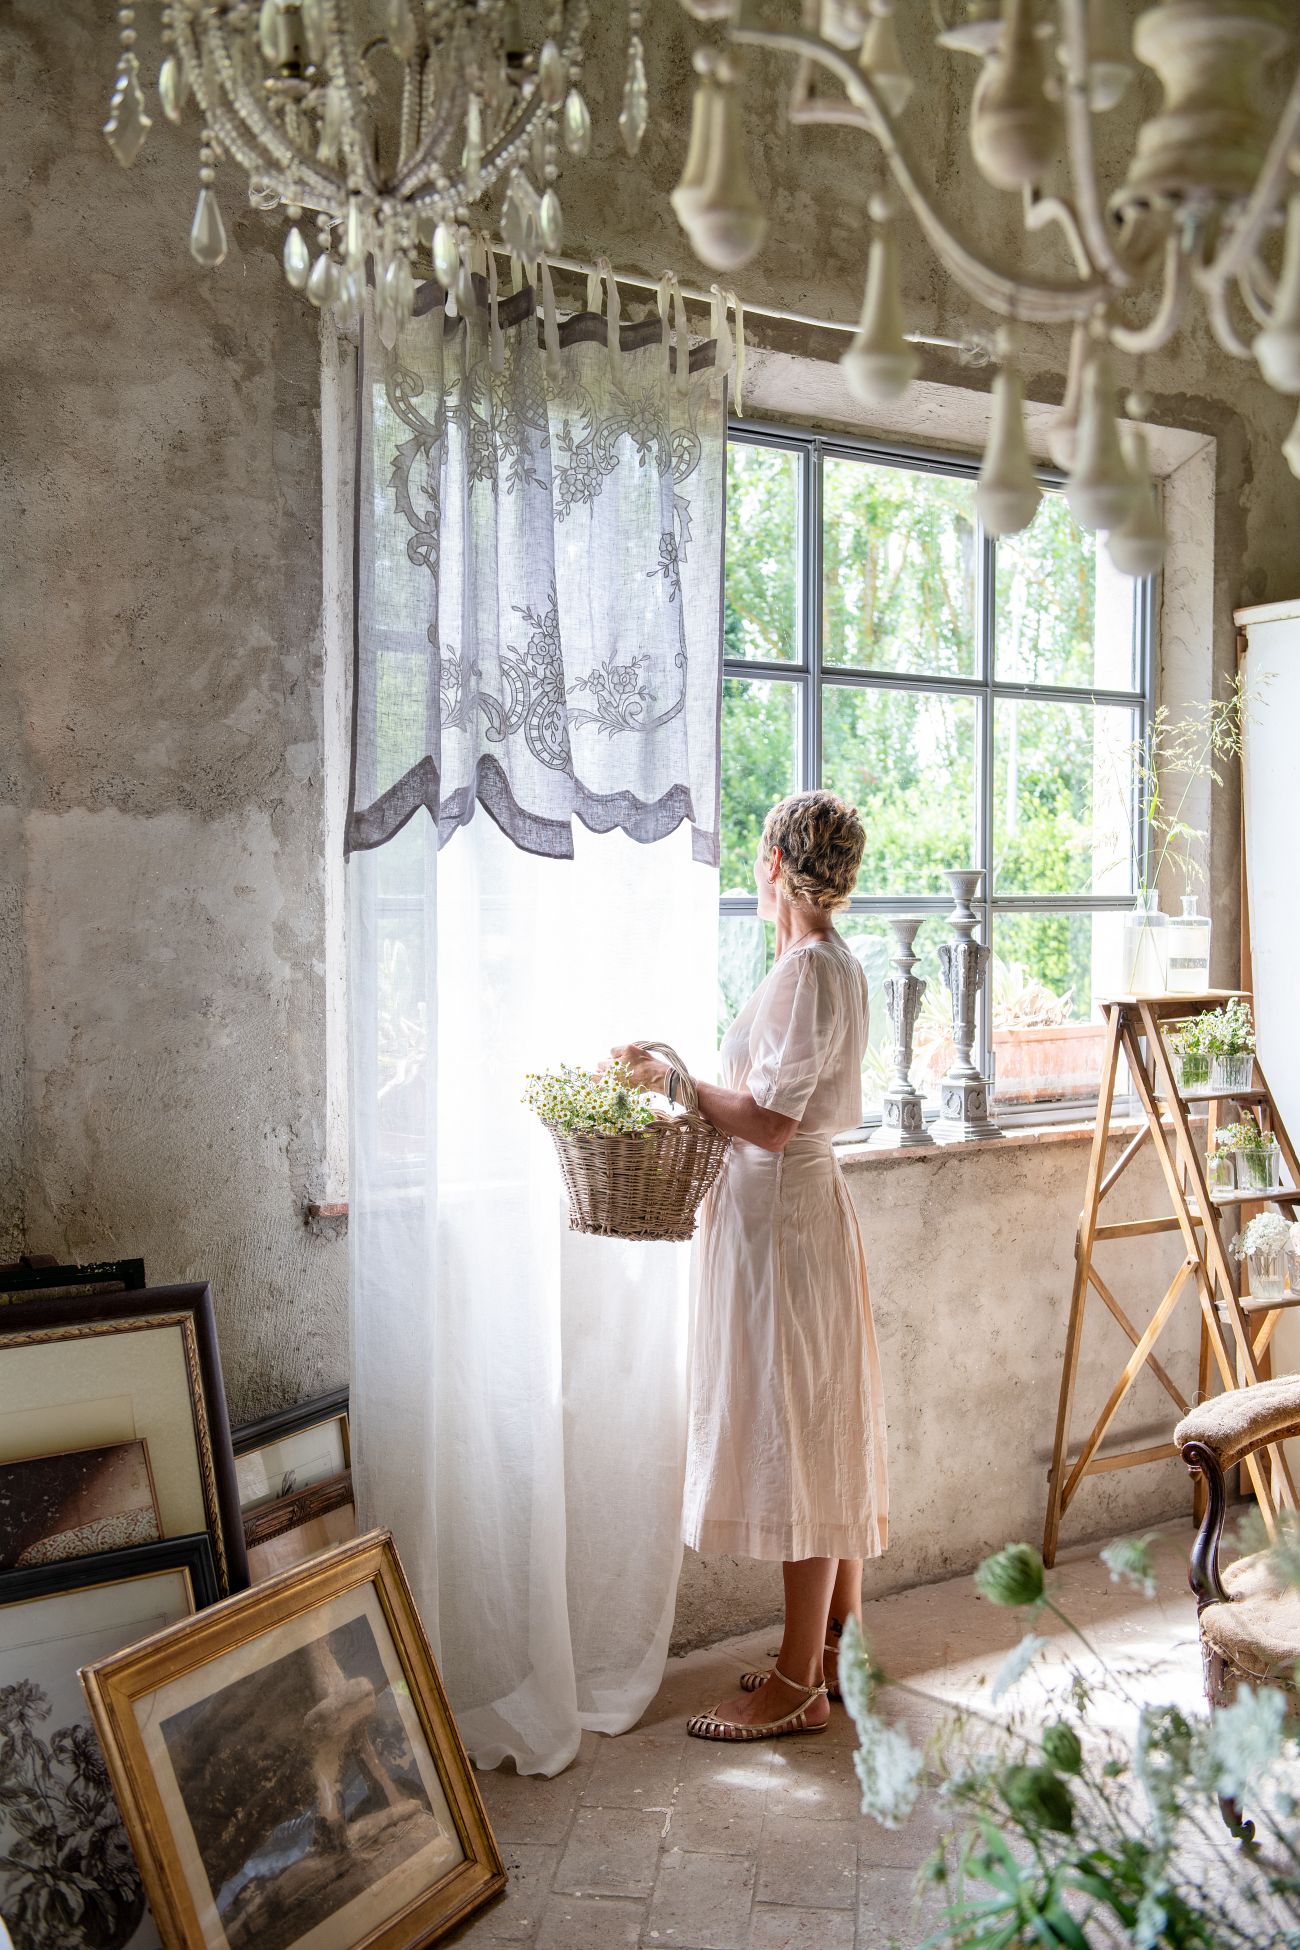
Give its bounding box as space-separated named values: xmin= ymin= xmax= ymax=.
xmin=609 ymin=1044 xmax=671 ymax=1093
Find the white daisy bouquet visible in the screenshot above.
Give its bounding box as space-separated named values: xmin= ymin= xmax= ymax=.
xmin=523 ymin=1062 xmax=656 ymax=1137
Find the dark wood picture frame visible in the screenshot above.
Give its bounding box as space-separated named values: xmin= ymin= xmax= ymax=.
xmin=0 ymin=1283 xmax=250 ymax=1595
xmin=231 ymin=1384 xmax=350 ymax=1458
xmin=243 ymin=1470 xmax=355 ymax=1551
xmin=0 ymin=1530 xmax=221 ymax=1612
xmin=0 ymin=1255 xmax=147 ymax=1301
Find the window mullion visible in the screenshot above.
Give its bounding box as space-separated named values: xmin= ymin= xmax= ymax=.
xmin=806 ymin=440 xmax=823 ymax=790
xmin=977 ymin=521 xmax=996 ymax=1088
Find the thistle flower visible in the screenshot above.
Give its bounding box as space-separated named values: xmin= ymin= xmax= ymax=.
xmin=1041 ymin=1722 xmax=1082 ymax=1776
xmin=974 ymin=1543 xmax=1046 ymax=1610
xmin=1000 ymin=1762 xmax=1074 ymax=1834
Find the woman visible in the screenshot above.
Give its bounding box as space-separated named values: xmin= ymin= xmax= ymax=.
xmin=613 ymin=789 xmax=888 ymax=1742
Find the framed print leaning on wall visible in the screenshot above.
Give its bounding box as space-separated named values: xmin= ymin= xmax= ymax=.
xmin=232 ymin=1387 xmax=350 ymax=1515
xmin=82 ymin=1531 xmax=506 ymax=1950
xmin=0 ymin=1532 xmax=218 ymax=1950
xmin=0 ymin=1285 xmax=248 ymax=1596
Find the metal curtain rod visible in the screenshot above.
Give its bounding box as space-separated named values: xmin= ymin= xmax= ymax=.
xmin=485 ymin=241 xmax=988 ymax=359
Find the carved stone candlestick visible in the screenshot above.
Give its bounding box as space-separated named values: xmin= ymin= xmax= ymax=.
xmin=869 ymin=916 xmax=934 ymax=1148
xmin=934 ymin=869 xmax=1004 ymax=1143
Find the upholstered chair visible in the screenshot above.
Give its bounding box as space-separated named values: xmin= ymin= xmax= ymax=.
xmin=1176 ymin=1375 xmax=1300 ymax=1838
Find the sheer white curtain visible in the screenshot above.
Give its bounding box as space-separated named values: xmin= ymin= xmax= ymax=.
xmin=347 ymin=274 xmax=724 ymax=1775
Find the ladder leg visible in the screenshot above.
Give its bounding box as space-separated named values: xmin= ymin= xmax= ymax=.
xmin=1043 ymin=1007 xmax=1122 ymax=1566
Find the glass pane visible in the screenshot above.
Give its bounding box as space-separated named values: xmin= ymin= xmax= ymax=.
xmin=839 ymin=915 xmax=949 ymax=1122
xmin=725 ymin=441 xmax=800 ymax=663
xmin=822 ymin=458 xmax=977 ymax=676
xmin=992 ymin=699 xmax=1137 ymax=896
xmin=821 ymin=685 xmax=979 ymax=896
xmin=989 ymin=911 xmax=1127 ymax=1110
xmin=718 ymin=912 xmax=773 ymax=1043
xmin=994 ymin=491 xmax=1142 ymax=690
xmin=721 ymin=676 xmax=800 ymax=896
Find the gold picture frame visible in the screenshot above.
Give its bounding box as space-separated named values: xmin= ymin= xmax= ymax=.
xmin=81 ymin=1530 xmax=506 ymax=1950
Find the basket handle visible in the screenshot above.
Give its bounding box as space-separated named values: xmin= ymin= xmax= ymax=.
xmin=628 ymin=1040 xmax=699 ymax=1115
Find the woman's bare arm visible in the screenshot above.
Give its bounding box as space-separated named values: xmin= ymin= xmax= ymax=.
xmin=610 ymin=1046 xmax=798 ymax=1154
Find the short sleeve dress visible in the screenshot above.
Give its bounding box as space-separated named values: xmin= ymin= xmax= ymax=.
xmin=682 ymin=933 xmax=889 ymax=1562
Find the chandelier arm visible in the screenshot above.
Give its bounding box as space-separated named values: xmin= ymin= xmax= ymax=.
xmin=398 ymin=55 xmax=423 ymax=175
xmin=321 ymin=0 xmax=380 ymax=197
xmin=190 ymin=21 xmax=343 ymax=207
xmin=1023 ymin=186 xmax=1097 ymax=281
xmin=740 ymin=17 xmax=1107 ymax=322
xmin=389 ymin=75 xmax=463 ymax=198
xmin=1056 ymin=0 xmax=1135 ymax=286
xmin=1208 ymin=68 xmax=1300 ymax=286
xmin=1109 ymin=231 xmax=1193 ymax=356
xmin=1201 ymin=273 xmax=1255 ymax=360
xmin=1237 ymin=266 xmax=1274 ymax=330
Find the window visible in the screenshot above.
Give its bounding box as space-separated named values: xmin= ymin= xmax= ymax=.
xmin=719 ymin=423 xmax=1153 ymax=1128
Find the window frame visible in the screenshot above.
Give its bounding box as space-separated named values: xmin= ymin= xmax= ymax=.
xmin=721 ymin=416 xmax=1156 ymax=1133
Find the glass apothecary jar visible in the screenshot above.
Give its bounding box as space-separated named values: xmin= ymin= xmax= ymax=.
xmin=1206 ymin=1149 xmax=1236 ymax=1194
xmin=1165 ymin=895 xmax=1212 ymax=994
xmin=1120 ymin=891 xmax=1168 ymax=994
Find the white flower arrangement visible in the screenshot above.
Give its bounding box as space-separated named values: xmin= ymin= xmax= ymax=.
xmin=1230 ymin=1211 xmax=1292 ymax=1261
xmin=522 ymin=1061 xmax=657 ymax=1137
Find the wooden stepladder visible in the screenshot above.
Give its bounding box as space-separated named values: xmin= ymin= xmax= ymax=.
xmin=1043 ymin=989 xmax=1300 ymax=1567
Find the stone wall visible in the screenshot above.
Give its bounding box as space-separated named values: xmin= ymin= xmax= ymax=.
xmin=0 ymin=3 xmax=345 ymax=1417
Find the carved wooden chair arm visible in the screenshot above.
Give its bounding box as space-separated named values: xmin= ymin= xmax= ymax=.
xmin=1175 ymin=1376 xmax=1300 ymax=1609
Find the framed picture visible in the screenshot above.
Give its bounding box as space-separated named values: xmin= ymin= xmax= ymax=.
xmin=232 ymin=1387 xmax=350 ymax=1514
xmin=0 ymin=1256 xmax=147 ymax=1308
xmin=0 ymin=1533 xmax=218 ymax=1950
xmin=0 ymin=1284 xmax=248 ymax=1595
xmin=244 ymin=1469 xmax=357 ymax=1584
xmin=82 ymin=1531 xmax=506 ymax=1950
xmin=0 ymin=1437 xmax=162 ymax=1568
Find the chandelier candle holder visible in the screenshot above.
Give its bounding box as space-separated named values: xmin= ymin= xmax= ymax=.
xmin=869 ymin=916 xmax=935 ymax=1148
xmin=671 ymin=0 xmax=1300 ymax=581
xmin=103 ymin=0 xmax=651 ymax=347
xmin=934 ymin=869 xmax=1004 ymax=1144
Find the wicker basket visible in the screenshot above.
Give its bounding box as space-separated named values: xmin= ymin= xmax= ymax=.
xmin=545 ymin=1041 xmax=730 ymax=1243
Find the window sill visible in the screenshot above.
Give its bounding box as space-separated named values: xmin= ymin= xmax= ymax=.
xmin=834 ymin=1116 xmax=1147 ymax=1171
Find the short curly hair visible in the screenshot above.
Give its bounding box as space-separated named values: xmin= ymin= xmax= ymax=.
xmin=761 ymin=790 xmax=865 ymax=913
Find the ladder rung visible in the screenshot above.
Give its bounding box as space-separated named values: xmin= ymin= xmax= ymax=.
xmin=1094 ymin=1216 xmax=1202 ymax=1240
xmin=1067 ymin=1441 xmax=1180 ymax=1476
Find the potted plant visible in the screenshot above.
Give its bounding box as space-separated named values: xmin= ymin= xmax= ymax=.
xmin=1231 ymin=1210 xmax=1293 ymax=1299
xmin=1200 ymin=996 xmax=1256 ymax=1092
xmin=1166 ymin=1014 xmax=1212 ymax=1092
xmin=1220 ymin=1118 xmax=1280 ymax=1194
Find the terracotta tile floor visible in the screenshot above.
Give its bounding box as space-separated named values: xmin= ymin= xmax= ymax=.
xmin=457 ymin=1524 xmax=1208 ymax=1949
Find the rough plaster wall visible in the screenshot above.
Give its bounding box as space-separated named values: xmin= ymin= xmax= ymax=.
xmin=0 ymin=4 xmax=345 ymax=1417
xmin=671 ymin=1135 xmax=1198 ymax=1651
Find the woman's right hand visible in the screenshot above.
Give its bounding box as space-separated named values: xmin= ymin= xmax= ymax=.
xmin=608 ymin=1044 xmax=672 ymax=1094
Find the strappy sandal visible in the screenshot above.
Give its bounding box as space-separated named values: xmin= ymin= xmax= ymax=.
xmin=687 ymin=1667 xmax=829 ymax=1742
xmin=739 ymin=1640 xmax=843 ymax=1704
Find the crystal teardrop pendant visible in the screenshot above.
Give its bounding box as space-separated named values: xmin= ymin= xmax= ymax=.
xmin=977 ymin=366 xmax=1041 ymax=535
xmin=619 ymin=33 xmax=649 ymax=156
xmin=839 ymin=200 xmax=917 ymax=402
xmin=306 ymin=250 xmax=341 ymax=308
xmin=386 ymin=0 xmax=416 ymax=61
xmin=563 ymin=88 xmax=591 ymax=157
xmin=104 ymin=53 xmax=152 ymax=168
xmin=1065 ymin=346 xmax=1137 ymax=532
xmin=432 ymin=220 xmax=459 ymax=288
xmin=345 ymin=202 xmax=365 ymax=265
xmin=539 ymin=39 xmax=567 ymax=106
xmin=335 ymin=261 xmax=364 ymax=327
xmin=283 ymin=224 xmax=311 ymax=289
xmin=540 ymin=187 xmax=563 ymax=254
xmin=384 ymin=253 xmax=415 ymax=319
xmin=158 ymin=53 xmax=188 ymax=126
xmin=502 ymin=174 xmax=542 ymax=260
xmin=189 ymin=186 xmax=228 ymax=267
xmin=1106 ymin=428 xmax=1166 ymax=577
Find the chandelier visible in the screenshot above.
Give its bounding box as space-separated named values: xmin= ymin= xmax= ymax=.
xmin=672 ymin=0 xmax=1300 ymax=577
xmin=103 ymin=1 xmax=649 ymax=343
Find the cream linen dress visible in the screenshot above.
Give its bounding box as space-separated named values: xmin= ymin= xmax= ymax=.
xmin=683 ymin=932 xmax=889 ymax=1562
